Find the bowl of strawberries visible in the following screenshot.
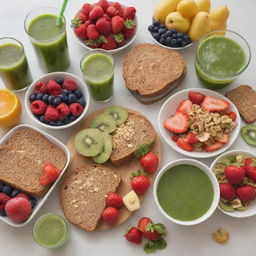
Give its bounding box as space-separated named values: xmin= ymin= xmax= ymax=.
xmin=158 ymin=88 xmax=240 ymax=158
xmin=72 ymin=0 xmax=138 ymax=53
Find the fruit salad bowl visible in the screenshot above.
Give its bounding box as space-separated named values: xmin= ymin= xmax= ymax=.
xmin=158 ymin=88 xmax=241 ymax=158
xmin=72 ymin=1 xmax=138 ymax=54
xmin=25 ymin=72 xmax=90 ymax=130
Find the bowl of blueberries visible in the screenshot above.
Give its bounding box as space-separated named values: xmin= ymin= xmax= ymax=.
xmin=148 ymin=20 xmax=192 ymax=50
xmin=25 ymin=72 xmax=90 ymax=129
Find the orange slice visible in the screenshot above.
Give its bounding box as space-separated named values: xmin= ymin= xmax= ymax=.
xmin=0 ymin=89 xmax=21 ymax=128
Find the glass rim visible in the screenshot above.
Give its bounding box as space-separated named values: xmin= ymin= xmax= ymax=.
xmin=0 ymin=37 xmax=25 ymax=54
xmin=24 ymin=7 xmax=66 ymax=42
xmin=195 ymin=29 xmax=252 ymax=79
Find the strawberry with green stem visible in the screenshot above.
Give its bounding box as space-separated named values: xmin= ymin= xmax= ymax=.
xmin=123 ymin=19 xmax=136 ymax=38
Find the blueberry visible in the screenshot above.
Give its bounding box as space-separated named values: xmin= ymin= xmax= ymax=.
xmin=48 ymin=95 xmax=55 ymax=104
xmin=62 ymin=89 xmax=71 ymax=96
xmin=172 ymin=33 xmax=177 ymax=38
xmin=152 ymin=32 xmax=161 ymax=41
xmin=11 ymin=189 xmax=20 ymax=198
xmin=78 ymin=96 xmax=86 ymax=107
xmin=36 ymin=93 xmax=43 ymax=100
xmin=35 ymin=115 xmax=41 ymax=120
xmin=148 ymin=25 xmax=154 ymax=32
xmin=0 ymin=209 xmax=6 ymax=217
xmin=62 ymin=116 xmax=70 ymax=124
xmin=166 ymin=37 xmax=172 ymax=44
xmin=177 ymin=38 xmax=182 ymax=45
xmin=74 ymin=89 xmax=82 ymax=98
xmin=2 ymin=185 xmax=13 ymax=196
xmin=42 ymin=94 xmax=49 ymax=104
xmin=165 ymin=30 xmax=173 ymax=37
xmin=53 ymin=97 xmax=61 ymax=106
xmin=56 ymin=120 xmax=64 ymax=126
xmin=159 ymin=38 xmax=166 ymax=45
xmin=153 ymin=20 xmax=160 ymax=27
xmin=177 ymin=32 xmax=184 ymax=38
xmin=171 ymin=38 xmax=178 ymax=46
xmin=160 ymin=34 xmax=167 ymax=40
xmin=181 ymin=40 xmax=189 ymax=47
xmin=0 ymin=182 xmax=3 ymax=192
xmin=49 ymin=121 xmax=57 ymax=126
xmin=170 ymin=29 xmax=177 ymax=34
xmin=55 ymin=78 xmax=64 ymax=85
xmin=29 ymin=93 xmax=37 ymax=102
xmin=39 ymin=115 xmax=48 ymax=124
xmin=159 ymin=24 xmax=165 ymax=29
xmin=59 ymin=94 xmax=67 ymax=103
xmin=183 ymin=34 xmax=190 ymax=40
xmin=68 ymin=94 xmax=77 ymax=104
xmin=158 ymin=28 xmax=166 ymax=35
xmin=69 ymin=115 xmax=77 ymax=122
xmin=153 ymin=26 xmax=159 ymax=32
xmin=30 ymin=198 xmax=37 ymax=209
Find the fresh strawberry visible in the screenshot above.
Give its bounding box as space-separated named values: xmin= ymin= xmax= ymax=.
xmin=140 ymin=152 xmax=159 ymax=174
xmin=85 ymin=19 xmax=93 ymax=26
xmin=143 ymin=222 xmax=166 ymax=241
xmin=103 ymin=13 xmax=112 ymax=21
xmin=163 ymin=112 xmax=189 ymax=134
xmin=40 ymin=163 xmax=60 ymax=186
xmin=137 ymin=217 xmax=152 ymax=232
xmin=62 ymin=79 xmax=78 ymax=91
xmin=86 ymin=35 xmax=106 ymax=49
xmin=72 ymin=13 xmax=87 ymax=27
xmin=97 ymin=0 xmax=109 ymax=11
xmin=204 ymin=142 xmax=224 ymax=152
xmin=227 ymin=111 xmax=237 ymax=121
xmin=102 ymin=35 xmax=117 ymax=50
xmin=201 ymin=96 xmax=230 ymax=112
xmin=0 ymin=193 xmax=11 ymax=210
xmin=219 ymin=183 xmax=235 ymax=201
xmin=96 ymin=18 xmax=112 ymax=34
xmin=123 ymin=7 xmax=136 ymax=20
xmin=106 ymin=192 xmax=123 ymax=208
xmin=111 ymin=16 xmax=125 ymax=34
xmin=74 ymin=24 xmax=88 ymax=40
xmin=101 ymin=207 xmax=118 ymax=225
xmin=186 ymin=132 xmax=199 ymax=144
xmin=245 ymin=158 xmax=253 ymax=168
xmin=176 ymin=138 xmax=193 ymax=152
xmin=131 ymin=172 xmax=150 ymax=195
xmin=81 ymin=3 xmax=93 ymax=15
xmin=46 ymin=80 xmax=61 ymax=96
xmin=89 ymin=6 xmax=104 ymax=20
xmin=56 ymin=103 xmax=70 ymax=119
xmin=125 ymin=227 xmax=142 ymax=244
xmin=176 ymin=99 xmax=193 ymax=113
xmin=69 ymin=103 xmax=84 ymax=117
xmin=87 ymin=24 xmax=100 ymax=40
xmin=236 ymin=185 xmax=255 ymax=203
xmin=143 ymin=229 xmax=159 ymax=241
xmin=172 ymin=135 xmax=179 ymax=142
xmin=188 ymin=91 xmax=205 ymax=105
xmin=123 ymin=19 xmax=136 ymax=38
xmin=224 ymin=165 xmax=245 ymax=185
xmin=16 ymin=192 xmax=30 ymax=201
xmin=111 ymin=2 xmax=123 ymax=17
xmin=113 ymin=33 xmax=126 ymax=47
xmin=216 ymin=134 xmax=230 ymax=144
xmin=245 ymin=165 xmax=256 ymax=182
xmin=34 ymin=82 xmax=47 ymax=94
xmin=30 ymin=100 xmax=47 ymax=115
xmin=45 ymin=105 xmax=59 ymax=122
xmin=106 ymin=6 xmax=119 ymax=17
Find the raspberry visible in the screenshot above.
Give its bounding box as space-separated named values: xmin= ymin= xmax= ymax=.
xmin=30 ymin=100 xmax=47 ymax=115
xmin=34 ymin=82 xmax=47 ymax=94
xmin=0 ymin=192 xmax=11 ymax=210
xmin=45 ymin=105 xmax=60 ymax=122
xmin=62 ymin=79 xmax=78 ymax=91
xmin=47 ymin=80 xmax=61 ymax=96
xmin=56 ymin=103 xmax=70 ymax=119
xmin=16 ymin=192 xmax=30 ymax=201
xmin=69 ymin=103 xmax=84 ymax=117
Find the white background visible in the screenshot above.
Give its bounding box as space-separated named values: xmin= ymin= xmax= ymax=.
xmin=0 ymin=0 xmax=256 ymax=255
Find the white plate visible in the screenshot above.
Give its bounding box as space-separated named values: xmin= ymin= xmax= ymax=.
xmin=0 ymin=124 xmax=70 ymax=227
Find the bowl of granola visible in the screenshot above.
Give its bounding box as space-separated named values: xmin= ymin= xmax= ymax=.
xmin=158 ymin=88 xmax=240 ymax=158
xmin=211 ymin=150 xmax=256 ymax=218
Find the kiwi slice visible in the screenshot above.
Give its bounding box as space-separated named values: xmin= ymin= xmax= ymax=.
xmin=221 ymin=155 xmax=237 ymax=166
xmin=105 ymin=106 xmax=128 ymax=126
xmin=75 ymin=128 xmax=104 ymax=157
xmin=241 ymin=124 xmax=256 ymax=146
xmin=90 ymin=113 xmax=116 ymax=134
xmin=93 ymin=132 xmax=112 ymax=164
xmin=219 ymin=201 xmax=235 ymax=212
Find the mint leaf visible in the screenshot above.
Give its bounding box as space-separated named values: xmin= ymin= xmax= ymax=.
xmin=144 ymin=241 xmax=157 ymax=254
xmin=154 ymin=223 xmax=166 ymax=235
xmin=155 ymin=238 xmax=167 ymax=250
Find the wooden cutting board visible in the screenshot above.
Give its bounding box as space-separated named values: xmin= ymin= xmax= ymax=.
xmin=64 ymin=107 xmax=161 ymax=231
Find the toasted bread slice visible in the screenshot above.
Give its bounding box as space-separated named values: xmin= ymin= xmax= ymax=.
xmin=123 ymin=44 xmax=186 ymax=103
xmin=60 ymin=163 xmax=121 ymax=232
xmin=110 ymin=111 xmax=156 ymax=166
xmin=226 ymin=85 xmax=256 ymax=123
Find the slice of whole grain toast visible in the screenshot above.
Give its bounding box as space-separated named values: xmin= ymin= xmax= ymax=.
xmin=60 ymin=163 xmax=121 ymax=232
xmin=226 ymin=85 xmax=256 ymax=123
xmin=110 ymin=111 xmax=156 ymax=166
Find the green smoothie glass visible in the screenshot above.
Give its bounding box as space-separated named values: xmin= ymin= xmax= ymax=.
xmin=195 ymin=30 xmax=251 ymax=89
xmin=33 ymin=213 xmax=69 ymax=249
xmin=24 ymin=7 xmax=70 ymax=73
xmin=0 ymin=38 xmax=32 ymax=91
xmin=80 ymin=50 xmax=114 ymax=102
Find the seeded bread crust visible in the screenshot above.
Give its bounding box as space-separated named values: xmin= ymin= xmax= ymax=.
xmin=60 ymin=164 xmax=121 ymax=232
xmin=123 ymin=43 xmax=186 ymax=101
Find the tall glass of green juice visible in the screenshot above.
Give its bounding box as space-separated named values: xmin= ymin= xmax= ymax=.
xmin=24 ymin=7 xmax=70 ymax=73
xmin=0 ymin=38 xmax=32 ymax=91
xmin=195 ymin=30 xmax=251 ymax=89
xmin=80 ymin=50 xmax=114 ymax=102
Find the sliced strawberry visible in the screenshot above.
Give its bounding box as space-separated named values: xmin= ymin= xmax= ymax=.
xmin=176 ymin=138 xmax=193 ymax=152
xmin=176 ymin=99 xmax=192 ymax=113
xmin=205 ymin=142 xmax=224 ymax=152
xmin=227 ymin=111 xmax=237 ymax=121
xmin=201 ymin=96 xmax=230 ymax=112
xmin=216 ymin=134 xmax=230 ymax=144
xmin=164 ymin=112 xmax=189 ymax=134
xmin=188 ymin=91 xmax=205 ymax=105
xmin=172 ymin=135 xmax=179 ymax=142
xmin=186 ymin=132 xmax=199 ymax=144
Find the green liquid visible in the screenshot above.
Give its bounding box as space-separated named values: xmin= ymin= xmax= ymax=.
xmin=28 ymin=14 xmax=70 ymax=72
xmin=82 ymin=53 xmax=114 ymax=101
xmin=157 ymin=165 xmax=214 ymax=221
xmin=0 ymin=43 xmax=32 ymax=91
xmin=33 ymin=214 xmax=69 ymax=248
xmin=195 ymin=36 xmax=246 ymax=89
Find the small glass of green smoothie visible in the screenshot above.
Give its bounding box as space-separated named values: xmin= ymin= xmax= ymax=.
xmin=0 ymin=37 xmax=32 ymax=91
xmin=195 ymin=30 xmax=251 ymax=89
xmin=80 ymin=50 xmax=114 ymax=102
xmin=33 ymin=213 xmax=69 ymax=249
xmin=24 ymin=7 xmax=70 ymax=73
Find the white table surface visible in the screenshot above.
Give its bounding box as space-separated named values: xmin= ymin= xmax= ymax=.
xmin=1 ymin=0 xmax=256 ymax=255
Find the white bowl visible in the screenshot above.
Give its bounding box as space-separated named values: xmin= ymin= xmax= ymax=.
xmin=158 ymin=88 xmax=241 ymax=158
xmin=0 ymin=124 xmax=70 ymax=227
xmin=153 ymin=159 xmax=220 ymax=226
xmin=25 ymin=72 xmax=90 ymax=130
xmin=210 ymin=150 xmax=256 ymax=218
xmin=72 ymin=2 xmax=138 ymax=54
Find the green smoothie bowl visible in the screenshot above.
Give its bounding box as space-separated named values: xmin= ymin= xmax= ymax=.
xmin=153 ymin=159 xmax=220 ymax=226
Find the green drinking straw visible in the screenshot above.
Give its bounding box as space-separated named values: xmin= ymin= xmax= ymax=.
xmin=56 ymin=0 xmax=68 ymax=26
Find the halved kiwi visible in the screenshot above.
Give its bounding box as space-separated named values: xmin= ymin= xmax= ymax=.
xmin=219 ymin=201 xmax=235 ymax=212
xmin=241 ymin=124 xmax=256 ymax=146
xmin=93 ymin=132 xmax=112 ymax=164
xmin=104 ymin=106 xmax=128 ymax=126
xmin=75 ymin=128 xmax=104 ymax=157
xmin=221 ymin=155 xmax=237 ymax=166
xmin=90 ymin=113 xmax=116 ymax=134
